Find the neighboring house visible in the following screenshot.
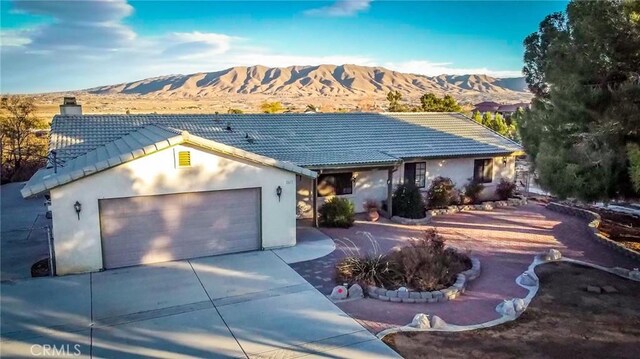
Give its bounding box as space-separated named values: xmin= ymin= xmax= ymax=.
xmin=22 ymin=99 xmax=521 ymax=275
xmin=472 ymin=101 xmax=500 ymax=113
xmin=474 ymin=101 xmax=530 ymax=117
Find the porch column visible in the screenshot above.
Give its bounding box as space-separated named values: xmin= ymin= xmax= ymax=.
xmin=387 ymin=168 xmax=393 ymax=218
xmin=312 ymin=177 xmax=318 ymax=227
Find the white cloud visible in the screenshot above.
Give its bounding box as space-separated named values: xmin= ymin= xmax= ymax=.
xmin=383 ymin=60 xmax=523 ymax=78
xmin=304 ymin=0 xmax=372 ymax=17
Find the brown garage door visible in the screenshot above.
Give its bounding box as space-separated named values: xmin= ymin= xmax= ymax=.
xmin=99 ymin=188 xmax=261 ymax=269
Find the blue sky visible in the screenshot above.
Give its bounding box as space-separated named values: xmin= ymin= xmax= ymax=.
xmin=1 ymin=0 xmax=568 ymax=93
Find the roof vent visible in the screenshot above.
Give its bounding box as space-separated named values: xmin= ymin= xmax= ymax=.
xmin=226 ymin=123 xmax=232 ymax=132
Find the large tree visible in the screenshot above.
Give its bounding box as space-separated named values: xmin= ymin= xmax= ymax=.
xmin=520 ymin=0 xmax=640 ymax=201
xmin=0 ymin=96 xmax=47 ymax=183
xmin=419 ymin=93 xmax=462 ymax=112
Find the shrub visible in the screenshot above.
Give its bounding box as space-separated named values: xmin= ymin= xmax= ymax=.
xmin=464 ymin=178 xmax=485 ymax=204
xmin=386 ymin=229 xmax=470 ymax=291
xmin=336 ymin=255 xmax=402 ymax=288
xmin=336 ymin=229 xmax=471 ymax=291
xmin=496 ymin=178 xmax=517 ymax=200
xmin=392 ymin=184 xmax=426 ymax=219
xmin=426 ymin=176 xmax=457 ymax=208
xmin=319 ymin=197 xmax=355 ymax=228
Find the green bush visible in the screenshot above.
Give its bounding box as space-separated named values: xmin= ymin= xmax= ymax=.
xmin=319 ymin=197 xmax=355 ymax=228
xmin=464 ymin=178 xmax=485 ymax=204
xmin=392 ymin=183 xmax=426 ymax=219
xmin=496 ymin=178 xmax=517 ymax=200
xmin=426 ymin=176 xmax=457 ymax=208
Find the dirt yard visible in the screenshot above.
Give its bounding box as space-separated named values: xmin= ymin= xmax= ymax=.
xmin=383 ymin=262 xmax=640 ymax=359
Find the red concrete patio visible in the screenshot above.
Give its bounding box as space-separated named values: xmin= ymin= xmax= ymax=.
xmin=290 ymin=203 xmax=639 ymax=333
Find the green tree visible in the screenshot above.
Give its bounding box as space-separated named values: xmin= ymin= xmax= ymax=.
xmin=419 ymin=93 xmax=461 ymax=112
xmin=471 ymin=110 xmax=483 ymax=124
xmin=481 ymin=112 xmax=493 ymax=127
xmin=259 ymin=101 xmax=284 ymax=114
xmin=490 ymin=113 xmax=509 ymax=135
xmin=520 ymin=0 xmax=640 ymax=201
xmin=0 ymin=96 xmax=47 ymax=183
xmin=386 ymin=90 xmax=406 ymax=112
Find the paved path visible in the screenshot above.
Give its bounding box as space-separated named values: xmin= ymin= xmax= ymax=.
xmin=1 ymin=251 xmax=399 ymax=358
xmin=291 ymin=203 xmax=639 ymax=333
xmin=1 ymin=182 xmax=50 ymax=281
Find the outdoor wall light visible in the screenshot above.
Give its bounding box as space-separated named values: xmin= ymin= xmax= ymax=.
xmin=276 ymin=186 xmax=282 ymax=202
xmin=351 ymin=175 xmax=357 ymax=183
xmin=502 ymin=157 xmax=508 ymax=165
xmin=74 ymin=201 xmax=82 ymax=220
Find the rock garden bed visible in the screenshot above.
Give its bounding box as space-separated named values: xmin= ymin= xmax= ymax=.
xmin=333 ymin=229 xmax=480 ymax=303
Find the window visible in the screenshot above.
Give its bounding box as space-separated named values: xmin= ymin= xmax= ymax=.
xmin=177 ymin=151 xmax=191 ymax=167
xmin=317 ymin=173 xmax=353 ymax=197
xmin=404 ymin=162 xmax=427 ymax=188
xmin=473 ymin=159 xmax=493 ymax=183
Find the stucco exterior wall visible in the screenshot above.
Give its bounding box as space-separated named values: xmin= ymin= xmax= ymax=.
xmin=50 ymin=144 xmax=297 ymax=275
xmin=393 ymin=155 xmax=516 ymax=200
xmin=296 ymin=168 xmax=389 ymax=218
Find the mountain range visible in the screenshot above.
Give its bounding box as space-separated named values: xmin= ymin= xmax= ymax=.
xmin=85 ymin=64 xmax=529 ymax=100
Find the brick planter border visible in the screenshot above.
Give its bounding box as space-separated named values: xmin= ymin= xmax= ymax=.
xmin=390 ymin=215 xmax=432 ymax=226
xmin=546 ymin=202 xmax=640 ymax=262
xmin=365 ymin=257 xmax=481 ymax=304
xmin=427 ymin=196 xmax=528 ymax=217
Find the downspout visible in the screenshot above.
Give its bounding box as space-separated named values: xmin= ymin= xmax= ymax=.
xmin=387 ymin=166 xmax=399 ymax=218
xmin=312 ymin=177 xmax=318 ymax=227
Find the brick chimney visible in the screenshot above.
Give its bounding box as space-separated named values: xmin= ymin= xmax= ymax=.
xmin=60 ymin=97 xmax=82 ymax=115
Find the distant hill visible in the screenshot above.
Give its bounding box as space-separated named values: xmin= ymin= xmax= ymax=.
xmin=84 ymin=64 xmax=530 ymax=99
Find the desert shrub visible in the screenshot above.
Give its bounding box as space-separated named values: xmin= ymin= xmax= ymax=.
xmin=336 ymin=255 xmax=402 ymax=288
xmin=464 ymin=178 xmax=485 ymax=204
xmin=426 ymin=176 xmax=457 ymax=208
xmin=392 ymin=184 xmax=426 ymax=219
xmin=336 ymin=229 xmax=471 ymax=291
xmin=496 ymin=178 xmax=517 ymax=200
xmin=386 ymin=229 xmax=471 ymax=291
xmin=319 ymin=197 xmax=355 ymax=228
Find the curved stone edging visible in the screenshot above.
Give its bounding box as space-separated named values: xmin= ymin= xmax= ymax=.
xmin=546 ymin=202 xmax=640 ymax=262
xmin=427 ymin=196 xmax=528 ymax=217
xmin=390 ymin=215 xmax=432 ymax=226
xmin=365 ymin=257 xmax=481 ymax=304
xmin=376 ymin=250 xmax=640 ymax=338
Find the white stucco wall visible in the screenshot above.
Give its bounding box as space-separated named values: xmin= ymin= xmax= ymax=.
xmin=393 ymin=155 xmax=516 ymax=199
xmin=50 ymin=144 xmax=297 ymax=275
xmin=296 ymin=168 xmax=389 ymax=218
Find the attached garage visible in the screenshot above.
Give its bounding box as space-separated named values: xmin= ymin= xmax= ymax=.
xmin=99 ymin=188 xmax=261 ymax=269
xmin=21 ymin=125 xmax=316 ymax=275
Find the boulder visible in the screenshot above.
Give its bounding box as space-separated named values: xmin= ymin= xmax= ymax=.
xmin=547 ymin=248 xmax=562 ymax=260
xmin=397 ymin=287 xmax=409 ymax=299
xmin=602 ymin=285 xmax=618 ymax=294
xmin=513 ymin=298 xmax=526 ymax=313
xmin=330 ymin=285 xmax=348 ymax=300
xmin=497 ymin=300 xmax=516 ymax=316
xmin=430 ymin=315 xmax=447 ymax=329
xmin=586 ymin=285 xmax=602 ymax=294
xmin=348 ymin=284 xmax=364 ymax=298
xmin=410 ymin=313 xmax=431 ymax=329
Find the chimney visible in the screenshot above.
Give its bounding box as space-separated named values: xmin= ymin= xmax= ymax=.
xmin=60 ymin=97 xmax=82 ymax=115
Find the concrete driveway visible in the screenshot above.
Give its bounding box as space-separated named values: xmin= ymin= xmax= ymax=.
xmin=1 ymin=251 xmax=399 ymax=358
xmin=1 ymin=182 xmax=50 ymax=281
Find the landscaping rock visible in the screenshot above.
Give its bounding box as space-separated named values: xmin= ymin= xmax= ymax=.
xmin=513 ymin=298 xmax=526 ymax=313
xmin=520 ymin=272 xmax=538 ymax=286
xmin=547 ymin=248 xmax=562 ymax=260
xmin=420 ymin=291 xmax=433 ymax=300
xmin=410 ymin=313 xmax=431 ymax=329
xmin=348 ymin=284 xmax=363 ymax=298
xmin=430 ymin=315 xmax=447 ymax=329
xmin=474 ymin=204 xmax=484 ymax=210
xmin=497 ymin=300 xmax=516 ymax=316
xmin=330 ymin=285 xmax=348 ymax=300
xmin=409 ymin=291 xmax=422 ymax=300
xmin=586 ymin=285 xmax=602 ymax=294
xmin=602 ymin=285 xmax=618 ymax=294
xmin=386 ymin=290 xmax=398 ymax=298
xmin=397 ymin=287 xmax=409 ymax=299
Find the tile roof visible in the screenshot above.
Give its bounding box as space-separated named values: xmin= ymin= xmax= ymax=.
xmin=48 ymin=112 xmax=521 ymax=169
xmin=22 ymin=124 xmax=316 ymax=197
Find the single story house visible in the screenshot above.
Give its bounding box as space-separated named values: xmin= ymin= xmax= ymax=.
xmin=22 ymin=100 xmax=521 ymax=275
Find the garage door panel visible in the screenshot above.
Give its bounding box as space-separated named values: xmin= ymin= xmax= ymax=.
xmin=100 ymin=189 xmax=261 ymax=269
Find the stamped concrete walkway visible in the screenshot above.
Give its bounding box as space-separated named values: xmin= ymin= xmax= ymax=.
xmin=290 ymin=203 xmax=639 ymax=333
